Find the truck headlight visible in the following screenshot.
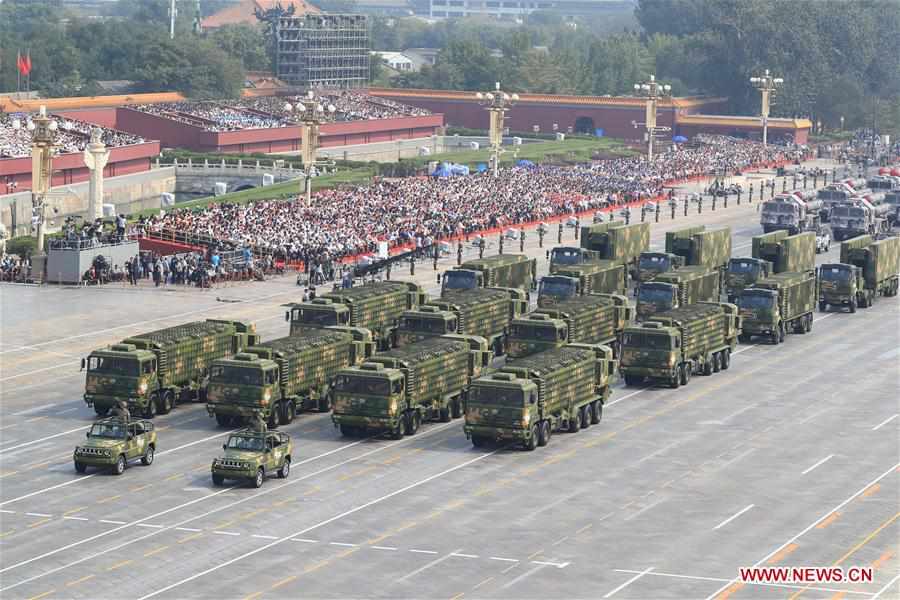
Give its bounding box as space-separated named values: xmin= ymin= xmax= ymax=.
xmin=389 ymin=399 xmax=398 ymax=413
xmin=138 ymin=381 xmax=148 ymax=395
xmin=263 ymin=389 xmax=272 ymax=403
xmin=521 ymin=412 xmax=531 ymax=427
xmin=668 ymin=355 xmax=676 ymax=367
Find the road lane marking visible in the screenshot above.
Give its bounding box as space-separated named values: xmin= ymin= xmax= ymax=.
xmin=532 ymin=561 xmax=569 ymax=568
xmin=63 ymin=516 xmax=88 ymax=521
xmin=613 ymin=569 xmax=875 ymax=596
xmin=871 ymin=550 xmax=894 ymax=571
xmin=502 ymin=564 xmax=547 ymax=590
xmin=489 ymin=556 xmax=518 ymax=562
xmin=175 ymin=527 xmax=201 ymax=532
xmin=871 ymin=573 xmax=900 ymax=599
xmin=604 ymin=567 xmax=655 ymax=598
xmin=106 ymin=559 xmax=133 ymax=571
xmin=451 ymin=553 xmax=479 ymax=559
xmin=713 ymin=504 xmax=755 ymax=530
xmin=143 ymin=546 xmax=169 ymax=557
xmin=66 ymin=574 xmax=95 ymax=587
xmin=252 ymin=534 xmax=278 ymax=540
xmin=872 ymin=414 xmax=898 ymax=431
xmin=25 ymin=513 xmax=51 ymax=518
xmin=137 ymin=523 xmax=164 ymax=529
xmin=861 ymin=484 xmax=881 ymax=498
xmin=0 ymin=426 xmax=89 ymax=454
xmin=473 ymin=577 xmax=493 ymax=590
xmin=292 ymin=538 xmax=318 ymax=543
xmin=410 ymin=549 xmax=438 ymax=555
xmin=817 ymin=512 xmax=841 ymax=529
xmin=25 ymin=590 xmax=54 ymax=600
xmin=802 ymin=454 xmax=835 ymax=475
xmin=27 ymin=518 xmax=51 ymax=529
xmin=329 ymin=542 xmax=357 ymax=547
xmin=767 ymin=543 xmax=799 ymax=564
xmin=399 ymin=549 xmax=463 ymax=581
xmin=99 ymin=519 xmax=126 ymax=525
xmin=372 ymin=546 xmax=397 ymax=551
xmin=833 ymin=512 xmax=900 ymax=566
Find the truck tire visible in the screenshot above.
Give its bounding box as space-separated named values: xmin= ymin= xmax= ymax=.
xmin=670 ymin=371 xmax=680 ymax=389
xmin=318 ymin=390 xmax=333 ymax=413
xmin=158 ymin=391 xmax=173 ymax=415
xmin=212 ymin=473 xmax=224 ymax=486
xmin=849 ymin=298 xmax=857 ymax=313
xmin=75 ymin=461 xmax=87 ymax=473
xmin=278 ymin=458 xmax=290 ymax=479
xmin=721 ymin=349 xmax=731 ymax=370
xmin=567 ymin=412 xmax=581 ymax=433
xmin=144 ymin=397 xmax=157 ymax=419
xmin=623 ymin=375 xmax=640 ymax=386
xmin=806 ymin=315 xmax=813 ymax=332
xmin=591 ymin=400 xmax=602 ymax=424
xmin=738 ymin=333 xmax=750 ymax=344
xmin=439 ymin=406 xmax=451 ymax=423
xmin=819 ymin=301 xmax=827 ymax=312
xmin=253 ymin=468 xmax=265 ymax=488
xmin=471 ymin=435 xmax=485 ymax=448
xmin=581 ymin=405 xmax=591 ymax=429
xmin=523 ymin=425 xmax=538 ymax=451
xmin=858 ymin=294 xmax=868 ymax=309
xmin=113 ymin=454 xmax=126 ymax=475
xmin=712 ymin=352 xmax=721 ymax=373
xmin=340 ymin=425 xmax=357 ymax=437
xmin=451 ymin=398 xmax=463 ymax=419
xmin=407 ymin=411 xmax=420 ymax=435
xmin=141 ymin=445 xmax=155 ymax=466
xmin=538 ymin=421 xmax=550 ymax=446
xmin=282 ymin=402 xmax=295 ymax=425
xmin=267 ymin=407 xmax=280 ymax=429
xmin=681 ymin=363 xmax=691 ymax=386
xmin=702 ymin=356 xmax=713 ymax=376
xmin=390 ymin=419 xmax=404 ymax=440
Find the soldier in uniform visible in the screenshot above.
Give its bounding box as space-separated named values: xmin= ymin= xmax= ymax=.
xmin=111 ymin=400 xmax=130 ymax=422
xmin=251 ymin=413 xmax=268 ymax=433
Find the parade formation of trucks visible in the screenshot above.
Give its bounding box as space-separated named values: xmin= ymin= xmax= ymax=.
xmin=507 ymin=293 xmax=632 ymax=358
xmin=577 ymin=221 xmax=650 ymax=278
xmin=817 ymin=179 xmax=869 ymax=222
xmin=829 ymin=193 xmax=891 ymax=241
xmin=819 ymin=235 xmax=900 ymax=311
xmin=285 ymin=281 xmax=426 ymax=350
xmin=737 ymin=270 xmax=817 ymax=344
xmin=636 ymin=265 xmax=721 ymax=319
xmin=538 ymin=261 xmax=627 ymax=306
xmin=760 ymin=190 xmax=823 ymax=234
xmin=331 ymin=335 xmax=491 ymax=438
xmin=620 ymin=302 xmax=740 ymax=388
xmin=441 ymin=254 xmax=537 ymax=296
xmin=464 ymin=344 xmax=616 ymax=450
xmin=726 ymin=231 xmax=816 ymax=302
xmin=82 ymin=319 xmax=259 ymax=419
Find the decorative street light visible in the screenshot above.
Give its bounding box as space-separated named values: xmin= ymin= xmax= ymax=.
xmin=285 ymin=91 xmax=335 ymax=207
xmin=749 ymin=69 xmax=784 ymax=147
xmin=11 ymin=105 xmax=58 ymax=255
xmin=476 ymin=82 xmax=519 ymax=177
xmin=632 ymin=75 xmax=671 ymax=161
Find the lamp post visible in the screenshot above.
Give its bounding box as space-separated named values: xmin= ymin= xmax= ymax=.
xmin=840 ymin=115 xmax=844 ymax=131
xmin=749 ymin=69 xmax=784 ymax=147
xmin=476 ymin=82 xmax=519 ymax=177
xmin=632 ymin=75 xmax=671 ymax=162
xmin=285 ymin=92 xmax=335 ymax=207
xmin=12 ymin=106 xmax=58 ymax=254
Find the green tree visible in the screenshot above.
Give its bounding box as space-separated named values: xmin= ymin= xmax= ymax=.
xmin=209 ymin=24 xmax=268 ymax=71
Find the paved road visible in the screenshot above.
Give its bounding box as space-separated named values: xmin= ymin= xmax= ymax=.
xmin=0 ymin=159 xmax=897 ymax=600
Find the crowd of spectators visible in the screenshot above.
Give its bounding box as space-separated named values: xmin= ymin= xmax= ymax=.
xmin=132 ymin=102 xmax=290 ymax=132
xmin=231 ymin=90 xmax=432 ymax=123
xmin=0 ymin=114 xmax=144 ymax=158
xmin=146 ymin=136 xmax=794 ymax=268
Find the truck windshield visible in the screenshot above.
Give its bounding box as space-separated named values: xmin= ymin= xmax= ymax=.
xmin=210 ymin=366 xmax=262 ymax=386
xmin=763 ymin=203 xmax=796 ymax=214
xmin=88 ymin=356 xmax=139 ymax=376
xmin=226 ymin=436 xmax=264 ymax=451
xmin=90 ymin=422 xmax=127 ymax=439
xmin=639 ymin=255 xmax=670 ymax=271
xmin=637 ymin=286 xmax=673 ymax=305
xmin=622 ymin=332 xmax=673 ymax=350
xmin=550 ymin=248 xmax=583 ymax=265
xmin=468 ymin=386 xmax=525 ymax=406
xmin=294 ymin=308 xmax=339 ymax=326
xmin=820 ymin=266 xmax=852 ymax=281
xmin=739 ymin=294 xmax=775 ymax=309
xmin=401 ymin=316 xmax=451 ymax=333
xmin=539 ymin=278 xmax=576 ymax=299
xmin=729 ymin=260 xmax=760 ymax=276
xmin=334 ymin=375 xmax=391 ymax=395
xmin=443 ymin=271 xmax=477 ymax=291
xmin=510 ymin=324 xmax=558 ymax=341
xmin=885 ymin=194 xmax=900 ymax=205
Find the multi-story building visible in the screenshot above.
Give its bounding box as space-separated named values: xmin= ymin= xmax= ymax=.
xmin=428 ymin=0 xmax=632 ymax=20
xmin=276 ymin=14 xmax=370 ymax=89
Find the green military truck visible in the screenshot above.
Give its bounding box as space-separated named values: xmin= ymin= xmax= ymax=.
xmin=636 ymin=266 xmax=721 ymax=319
xmin=396 ymin=288 xmax=527 ymax=355
xmin=550 ymin=221 xmax=625 ymax=270
xmin=538 ymin=261 xmax=627 ymax=307
xmin=211 ymin=427 xmax=292 ymax=488
xmin=73 ymin=418 xmax=156 ymax=475
xmin=441 ymin=254 xmax=537 ymax=296
xmin=819 ymin=235 xmax=900 ymax=311
xmin=737 ymin=270 xmax=817 ymax=344
xmin=332 ymin=335 xmax=491 ymax=438
xmin=507 ymin=294 xmax=632 ymax=358
xmin=464 ymin=344 xmax=617 ymax=450
xmin=578 ymin=221 xmax=650 ymax=279
xmin=620 ymin=302 xmax=740 ymax=388
xmin=285 ymin=281 xmax=426 ymax=350
xmin=726 ymin=231 xmax=816 ymax=302
xmin=82 ymin=319 xmax=259 ymax=419
xmin=206 ymin=328 xmax=376 ymax=427
xmin=636 ymin=226 xmax=732 ymax=285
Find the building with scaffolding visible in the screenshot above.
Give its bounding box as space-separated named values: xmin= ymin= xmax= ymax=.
xmin=276 ymin=14 xmax=370 ymax=89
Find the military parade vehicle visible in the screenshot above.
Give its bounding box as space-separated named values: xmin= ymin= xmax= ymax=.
xmin=286 ymin=281 xmax=425 ymax=350
xmin=507 ymin=294 xmax=631 ymax=358
xmin=737 ymin=270 xmax=817 ymax=344
xmin=549 ymin=221 xmax=624 ymax=269
xmin=636 ymin=266 xmax=721 ymax=319
xmin=538 ymin=260 xmax=627 ymax=306
xmin=726 ymin=231 xmax=816 ymax=302
xmin=884 ymin=191 xmax=900 ymax=225
xmin=830 ymin=194 xmax=891 ymax=241
xmin=819 ymin=235 xmax=900 ymax=311
xmin=332 ymin=335 xmax=491 ymax=438
xmin=441 ymin=254 xmax=537 ymax=296
xmin=464 ymin=344 xmax=616 ymax=450
xmin=578 ymin=221 xmax=650 ymax=278
xmin=396 ymin=287 xmax=524 ymax=356
xmin=211 ymin=427 xmax=292 ymax=488
xmin=82 ymin=319 xmax=258 ymax=419
xmin=760 ymin=190 xmax=823 ymax=234
xmin=817 ymin=179 xmax=869 ymax=222
xmin=206 ymin=328 xmax=375 ymax=427
xmin=620 ymin=302 xmax=740 ymax=388
xmin=73 ymin=417 xmax=156 ymax=475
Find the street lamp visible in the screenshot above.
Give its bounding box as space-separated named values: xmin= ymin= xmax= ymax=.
xmin=749 ymin=69 xmax=784 ymax=147
xmin=12 ymin=105 xmax=58 ymax=255
xmin=476 ymin=82 xmax=519 ymax=177
xmin=632 ymin=75 xmax=671 ymax=161
xmin=285 ymin=91 xmax=335 ymax=207
xmin=840 ymin=115 xmax=845 ymax=131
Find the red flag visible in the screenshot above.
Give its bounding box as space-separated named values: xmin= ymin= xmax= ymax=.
xmin=16 ymin=51 xmax=24 ymax=75
xmin=23 ymin=53 xmax=32 ymax=76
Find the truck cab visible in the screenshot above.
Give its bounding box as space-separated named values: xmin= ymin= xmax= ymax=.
xmin=725 ymin=258 xmax=771 ymax=302
xmin=441 ymin=269 xmax=484 ymax=293
xmin=549 ymin=247 xmax=601 ymax=269
xmin=82 ymin=344 xmax=159 ymax=417
xmin=507 ymin=314 xmax=568 ymax=358
xmin=464 ymin=373 xmax=540 ymax=447
xmin=285 ymin=299 xmax=351 ymax=331
xmin=538 ymin=275 xmax=580 ymax=305
xmin=619 ymin=322 xmax=681 ymax=386
xmin=74 ymin=418 xmax=156 ymax=475
xmin=332 ymin=363 xmax=407 ymax=438
xmin=396 ymin=307 xmax=458 ymax=346
xmin=637 ymin=252 xmax=683 ymax=284
xmin=206 ymin=353 xmax=279 ymax=427
xmin=818 ymin=263 xmax=862 ymax=312
xmin=736 ymin=288 xmax=781 ymax=342
xmin=211 ymin=428 xmax=292 ymax=488
xmin=636 ymin=282 xmax=678 ymax=319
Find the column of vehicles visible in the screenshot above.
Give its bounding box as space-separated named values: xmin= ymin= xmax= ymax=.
xmin=74 ymin=225 xmax=900 ymax=483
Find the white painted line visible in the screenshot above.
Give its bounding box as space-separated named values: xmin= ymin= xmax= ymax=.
xmin=400 ymin=549 xmax=462 ymax=581
xmin=0 ymin=361 xmax=82 ymax=383
xmin=25 ymin=513 xmax=52 ymax=518
xmin=872 ymin=414 xmax=898 ymax=431
xmin=99 ymin=520 xmax=126 ymax=525
xmin=604 ymin=567 xmax=655 ymax=598
xmin=63 ymin=516 xmax=89 ymax=521
xmin=502 ymin=564 xmax=546 ymax=590
xmin=252 ymin=535 xmax=277 ymax=540
xmin=292 ymin=538 xmax=319 ymax=544
xmin=409 ymin=549 xmax=438 ymax=555
xmin=801 ymin=454 xmax=835 ymax=475
xmin=489 ymin=556 xmax=519 ymax=563
xmin=175 ymin=527 xmax=201 ymax=533
xmin=213 ymin=531 xmax=240 ymax=536
xmin=636 ymin=441 xmax=679 ymax=464
xmin=329 ymin=542 xmax=357 ymax=547
xmin=0 ymin=426 xmax=89 ymax=454
xmin=871 ymin=573 xmax=900 ymax=599
xmin=451 ymin=553 xmax=479 ymax=559
xmin=713 ymin=504 xmax=754 ymax=530
xmin=613 ymin=569 xmax=875 ymax=595
xmin=137 ymin=524 xmax=164 ymax=529
xmin=57 ymin=408 xmax=80 ymax=415
xmin=704 ymin=461 xmax=900 ymax=600
xmin=0 ymin=509 xmax=15 ymax=514
xmin=720 ymin=402 xmax=758 ymax=423
xmin=607 ymin=387 xmax=651 ymax=407
xmin=532 ymin=560 xmax=570 ymax=568
xmin=371 ymin=546 xmax=397 ymax=551
xmin=624 ymin=499 xmax=665 ymax=521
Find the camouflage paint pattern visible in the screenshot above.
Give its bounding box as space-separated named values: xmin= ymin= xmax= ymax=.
xmin=725 ymin=257 xmax=770 ymax=300
xmin=739 ymin=270 xmax=817 ymax=336
xmin=211 ymin=429 xmax=292 ymax=484
xmin=580 ymin=222 xmax=649 ymax=268
xmin=841 ymin=235 xmax=900 ymax=291
xmin=753 ymin=231 xmax=816 ymax=274
xmin=445 ymin=254 xmax=537 ymax=294
xmin=637 ymin=252 xmax=684 ymax=283
xmin=538 ymin=261 xmax=627 ymax=307
xmin=73 ymin=418 xmax=157 ymax=469
xmin=416 ymin=288 xmax=516 ymax=352
xmin=636 ymin=266 xmax=721 ymax=319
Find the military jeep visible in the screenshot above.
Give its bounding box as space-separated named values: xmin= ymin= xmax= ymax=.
xmin=74 ymin=418 xmax=156 ymax=475
xmin=211 ymin=429 xmax=292 ymax=488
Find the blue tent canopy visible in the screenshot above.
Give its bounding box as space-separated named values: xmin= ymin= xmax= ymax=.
xmin=516 ymin=159 xmax=536 ymax=168
xmin=431 ymin=162 xmax=470 ymax=177
xmin=672 ymin=135 xmax=688 ymax=143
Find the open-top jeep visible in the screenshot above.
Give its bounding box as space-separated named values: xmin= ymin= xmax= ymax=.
xmin=74 ymin=418 xmax=156 ymax=475
xmin=211 ymin=428 xmax=292 ymax=488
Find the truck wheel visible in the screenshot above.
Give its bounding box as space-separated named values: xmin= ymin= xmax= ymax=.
xmin=778 ymin=325 xmax=785 ymax=343
xmin=158 ymin=391 xmax=173 ymax=415
xmin=141 ymin=445 xmax=155 ymax=466
xmin=268 ymin=407 xmax=280 ymax=429
xmin=711 ymin=352 xmax=720 ymax=373
xmin=282 ymin=402 xmax=295 ymax=425
xmin=721 ymin=349 xmax=731 ymax=370
xmin=538 ymin=421 xmax=550 ymax=446
xmin=439 ymin=406 xmax=451 ymax=423
xmin=682 ymin=363 xmax=691 ymax=386
xmin=340 ymin=425 xmax=356 ymax=437
xmin=318 ymin=391 xmax=333 ymax=413
xmin=849 ymin=298 xmax=857 ymax=313
xmin=471 ymin=436 xmax=485 ymax=448
xmin=390 ymin=420 xmax=404 ymax=440
xmin=819 ymin=301 xmax=827 ymax=312
xmin=278 ymin=458 xmax=290 ymax=479
xmin=407 ymin=411 xmax=420 ymax=435
xmin=524 ymin=425 xmax=538 ymax=451
xmin=253 ymin=468 xmax=265 ymax=488
xmin=113 ymin=454 xmax=126 ymax=475
xmin=568 ymin=412 xmax=581 ymax=433
xmin=215 ymin=414 xmax=230 ymax=427
xmin=806 ymin=315 xmax=813 ymax=332
xmin=670 ymin=371 xmax=680 ymax=389
xmin=623 ymin=375 xmax=640 ymax=386
xmin=212 ymin=473 xmax=225 ymax=486
xmin=94 ymin=406 xmax=109 ymax=417
xmin=581 ymin=405 xmax=591 ymax=429
xmin=591 ymin=401 xmax=602 ymax=424
xmin=452 ymin=398 xmax=463 ymax=419
xmin=144 ymin=396 xmax=158 ymax=419
xmin=75 ymin=461 xmax=87 ymax=473
xmin=703 ymin=356 xmax=713 ymax=376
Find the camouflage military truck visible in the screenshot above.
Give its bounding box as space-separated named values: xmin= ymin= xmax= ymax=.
xmin=884 ymin=191 xmax=900 ymax=225
xmin=464 ymin=344 xmax=616 ymax=450
xmin=727 ymin=231 xmax=816 ymax=302
xmin=737 ymin=270 xmax=817 ymax=344
xmin=285 ymin=281 xmax=426 ymax=350
xmin=396 ymin=287 xmax=524 ymax=356
xmin=206 ymin=329 xmax=375 ymax=427
xmin=636 ymin=266 xmax=721 ymax=319
xmin=636 ymin=252 xmax=685 ymax=284
xmin=817 ymin=180 xmax=869 ymax=222
xmin=441 ymin=254 xmax=537 ymax=297
xmin=666 ymin=226 xmax=732 ymax=280
xmin=538 ymin=261 xmax=627 ymax=307
xmin=73 ymin=418 xmax=156 ymax=475
xmin=507 ymin=294 xmax=632 ymax=358
xmin=819 ymin=235 xmax=900 ymax=311
xmin=579 ymin=221 xmax=650 ymax=278
xmin=211 ymin=428 xmax=292 ymax=488
xmin=620 ymin=302 xmax=740 ymax=388
xmin=830 ymin=195 xmax=891 ymax=241
xmin=82 ymin=320 xmax=258 ymax=419
xmin=332 ymin=335 xmax=492 ymax=437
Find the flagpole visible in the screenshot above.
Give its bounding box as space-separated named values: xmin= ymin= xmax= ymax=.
xmin=17 ymin=50 xmax=21 ymax=95
xmin=26 ymin=50 xmax=31 ymax=93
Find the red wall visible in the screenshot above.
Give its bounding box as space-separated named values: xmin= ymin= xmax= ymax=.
xmin=57 ymin=108 xmax=119 ymax=129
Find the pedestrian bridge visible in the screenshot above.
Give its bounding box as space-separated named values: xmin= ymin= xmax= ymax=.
xmin=153 ymin=159 xmax=301 ymax=196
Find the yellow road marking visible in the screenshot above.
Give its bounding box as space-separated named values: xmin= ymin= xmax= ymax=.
xmin=528 ymin=549 xmax=543 ymax=559
xmin=66 ymin=574 xmax=95 ymax=587
xmin=367 ymin=534 xmax=390 ymax=545
xmin=871 ymin=550 xmax=895 ymax=570
xmin=339 ymin=465 xmax=376 ymax=481
xmin=767 ymin=543 xmax=799 ymax=564
xmin=860 ymin=484 xmax=881 ymax=498
xmin=25 ymin=416 xmax=47 ymax=423
xmin=26 ymin=590 xmax=55 ymax=600
xmin=144 ymin=545 xmax=169 ymax=557
xmin=335 ymin=547 xmax=359 ymax=559
xmin=25 ymin=461 xmax=51 ymax=470
xmin=0 ymin=470 xmax=20 ymax=478
xmin=450 ymin=593 xmax=465 ymax=600
xmin=833 ymin=512 xmax=899 ymax=566
xmin=27 ymin=518 xmax=52 ymax=529
xmin=303 ymin=560 xmax=330 ymax=574
xmin=130 ymin=484 xmax=152 ymax=492
xmin=213 ymin=520 xmax=236 ymax=530
xmin=0 ymin=529 xmax=16 ymax=538
xmin=816 ymin=513 xmax=840 ymax=529
xmin=473 ymin=577 xmax=494 ymax=590
xmin=242 ymin=592 xmax=263 ymax=600
xmin=576 ymin=523 xmax=593 ymax=535
xmin=444 ymin=499 xmax=465 ymax=510
xmin=396 ymin=521 xmax=418 ymax=532
xmin=107 ymin=559 xmax=133 ymax=571
xmin=829 ymin=592 xmax=846 ymax=600
xmin=96 ymin=494 xmax=121 ymax=504
xmin=164 ymin=473 xmax=183 ymax=481
xmin=178 ymin=532 xmax=204 ymax=544
xmin=716 ymin=582 xmax=744 ymax=600
xmin=303 ymin=486 xmax=321 ymax=496
xmin=63 ymin=506 xmax=87 ymax=515
xmin=270 ymin=575 xmax=297 ymax=590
